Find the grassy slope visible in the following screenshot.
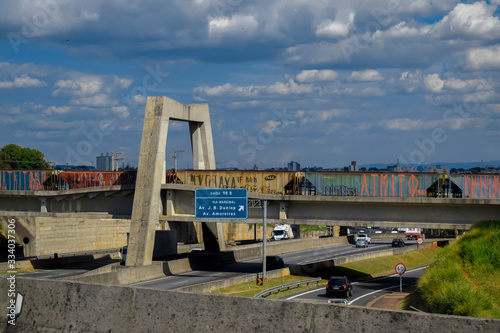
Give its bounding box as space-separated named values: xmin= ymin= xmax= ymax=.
xmin=401 ymin=221 xmax=500 ymax=318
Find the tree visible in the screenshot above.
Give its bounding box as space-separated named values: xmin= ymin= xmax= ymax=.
xmin=0 ymin=144 xmax=50 ymax=169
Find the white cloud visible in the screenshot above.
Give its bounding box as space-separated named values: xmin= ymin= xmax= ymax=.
xmin=346 ymin=70 xmax=384 ymax=82
xmin=71 ymin=94 xmax=114 ymax=107
xmin=424 ymin=74 xmax=444 ymax=93
xmin=0 ymin=74 xmax=46 ymax=89
xmin=296 ymin=109 xmax=348 ymax=125
xmin=315 ymin=11 xmax=355 ymax=38
xmin=382 ymin=118 xmax=442 ymax=130
xmin=465 ymin=46 xmax=500 ymax=70
xmin=431 ymin=2 xmax=500 ymax=39
xmin=194 ymin=79 xmax=316 ymax=99
xmin=208 ymin=14 xmax=258 ymax=39
xmin=43 ymin=106 xmax=71 ymax=115
xmin=296 ymin=69 xmax=338 ymax=83
xmin=223 ymin=130 xmax=242 ymax=141
xmin=112 ymin=105 xmax=130 ymax=118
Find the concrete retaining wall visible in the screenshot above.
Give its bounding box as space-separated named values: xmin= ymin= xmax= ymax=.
xmin=1 ymin=278 xmax=498 ymax=333
xmin=0 ymin=212 xmax=130 ymax=257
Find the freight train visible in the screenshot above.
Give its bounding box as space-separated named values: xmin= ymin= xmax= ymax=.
xmin=1 ymin=169 xmax=498 ymax=199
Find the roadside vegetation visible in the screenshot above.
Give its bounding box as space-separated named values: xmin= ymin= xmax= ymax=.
xmin=210 ymin=245 xmax=440 ymax=299
xmin=401 ymin=221 xmax=500 ymax=318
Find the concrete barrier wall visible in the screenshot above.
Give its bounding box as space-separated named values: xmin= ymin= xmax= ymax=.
xmin=231 ymin=236 xmax=349 ymax=261
xmin=1 ymin=278 xmax=498 ymax=333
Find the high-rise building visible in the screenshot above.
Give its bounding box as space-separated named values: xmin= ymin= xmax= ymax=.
xmin=96 ymin=153 xmax=112 ymax=171
xmin=288 ymin=161 xmax=301 ymax=171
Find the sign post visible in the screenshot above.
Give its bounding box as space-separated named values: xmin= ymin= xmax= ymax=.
xmin=262 ymin=200 xmax=267 ymax=280
xmin=417 ymin=237 xmax=424 ymax=249
xmin=395 ymin=263 xmax=406 ymax=292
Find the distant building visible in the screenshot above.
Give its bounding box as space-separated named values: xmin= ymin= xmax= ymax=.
xmin=96 ymin=153 xmax=112 ymax=171
xmin=287 ymin=161 xmax=301 ymax=171
xmin=349 ymin=161 xmax=357 ymax=171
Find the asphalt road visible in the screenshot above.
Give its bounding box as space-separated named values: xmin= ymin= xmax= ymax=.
xmin=14 ymin=238 xmax=417 ymax=290
xmin=131 ymin=239 xmax=417 ymax=290
xmin=285 ymin=266 xmax=426 ymax=306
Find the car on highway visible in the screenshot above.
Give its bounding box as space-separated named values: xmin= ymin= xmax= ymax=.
xmin=355 ymin=238 xmax=368 ymax=248
xmin=326 ymin=276 xmax=352 ymax=298
xmin=391 ymin=239 xmax=405 ymax=247
xmin=266 ymin=255 xmax=284 ymax=269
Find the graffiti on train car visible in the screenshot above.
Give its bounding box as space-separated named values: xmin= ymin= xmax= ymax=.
xmin=307 ymin=173 xmax=435 ymax=198
xmin=325 ymin=185 xmax=357 ymax=196
xmin=59 ymin=171 xmax=137 ymax=189
xmin=177 ymin=171 xmax=298 ymax=195
xmin=0 ymin=170 xmax=51 ymax=191
xmin=462 ymin=175 xmax=500 ymax=199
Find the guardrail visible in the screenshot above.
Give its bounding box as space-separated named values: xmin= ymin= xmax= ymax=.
xmin=253 ymin=277 xmax=322 ymax=298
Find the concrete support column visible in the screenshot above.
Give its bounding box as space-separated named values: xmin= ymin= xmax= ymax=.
xmin=39 ymin=197 xmax=48 ymax=213
xmin=279 ymin=201 xmax=288 ymax=220
xmin=127 ymin=96 xmax=223 ymax=266
xmin=126 ymin=97 xmax=169 ymax=266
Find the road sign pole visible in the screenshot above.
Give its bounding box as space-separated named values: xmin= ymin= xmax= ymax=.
xmin=400 ymin=275 xmax=402 ymax=292
xmin=263 ymin=200 xmax=267 ymax=280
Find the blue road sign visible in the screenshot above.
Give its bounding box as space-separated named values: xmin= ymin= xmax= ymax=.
xmin=195 ymin=188 xmax=248 ymax=219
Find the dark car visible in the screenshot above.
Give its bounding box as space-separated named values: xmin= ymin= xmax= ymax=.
xmin=266 ymin=255 xmax=284 ymax=269
xmin=392 ymin=238 xmax=405 ymax=247
xmin=326 ymin=276 xmax=352 ymax=298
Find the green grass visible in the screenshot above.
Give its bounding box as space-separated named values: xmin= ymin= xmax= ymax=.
xmin=210 ymin=245 xmax=440 ymax=298
xmin=300 ymin=225 xmax=328 ymax=233
xmin=401 ymin=221 xmax=500 ymax=318
xmin=209 ymin=275 xmax=322 ymax=298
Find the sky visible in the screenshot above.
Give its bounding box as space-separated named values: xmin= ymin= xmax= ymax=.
xmin=0 ymin=0 xmax=499 ymax=170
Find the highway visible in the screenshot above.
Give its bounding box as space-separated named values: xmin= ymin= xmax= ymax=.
xmin=131 ymin=239 xmax=416 ymax=290
xmin=286 ymin=266 xmax=426 ymax=306
xmin=15 ymin=239 xmax=418 ymax=292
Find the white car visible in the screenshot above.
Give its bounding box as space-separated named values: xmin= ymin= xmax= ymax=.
xmin=355 ymin=239 xmax=368 ymax=248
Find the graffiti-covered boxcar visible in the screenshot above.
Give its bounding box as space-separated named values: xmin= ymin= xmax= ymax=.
xmin=452 ymin=174 xmax=500 ymax=199
xmin=304 ymin=172 xmax=446 ymax=198
xmin=0 ymin=170 xmax=56 ymax=191
xmin=175 ymin=170 xmax=301 ymax=195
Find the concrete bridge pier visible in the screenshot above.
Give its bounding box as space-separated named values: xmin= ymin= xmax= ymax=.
xmin=126 ymin=96 xmax=223 ymax=267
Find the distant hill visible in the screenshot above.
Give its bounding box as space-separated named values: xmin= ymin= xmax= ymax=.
xmin=358 ymin=160 xmax=500 ymax=170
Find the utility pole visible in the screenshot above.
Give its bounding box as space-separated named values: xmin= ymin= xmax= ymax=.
xmin=111 ymin=152 xmax=123 ymax=171
xmin=173 ymin=150 xmax=185 ymax=172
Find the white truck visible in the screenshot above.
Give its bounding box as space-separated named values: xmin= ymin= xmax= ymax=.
xmin=272 ymin=224 xmax=294 ymax=241
xmin=356 ymin=233 xmax=371 ymax=244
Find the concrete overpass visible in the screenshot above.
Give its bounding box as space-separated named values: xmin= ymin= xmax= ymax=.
xmin=163 ymin=184 xmax=499 ymax=230
xmin=2 ymin=183 xmax=499 ymax=230
xmin=2 ymin=180 xmax=499 ymax=257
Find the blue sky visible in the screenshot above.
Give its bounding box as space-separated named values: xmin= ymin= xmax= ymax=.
xmin=1 ymin=0 xmax=499 ymax=170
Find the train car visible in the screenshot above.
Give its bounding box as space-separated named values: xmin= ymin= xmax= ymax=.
xmin=0 ymin=170 xmax=57 ymax=191
xmin=304 ymin=171 xmax=445 ymax=198
xmin=58 ymin=171 xmax=138 ymax=189
xmin=451 ymin=174 xmax=500 ymax=199
xmin=175 ymin=170 xmax=301 ymax=195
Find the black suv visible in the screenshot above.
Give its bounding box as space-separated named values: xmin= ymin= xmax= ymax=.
xmin=266 ymin=255 xmax=284 ymax=269
xmin=392 ymin=239 xmax=405 ymax=247
xmin=326 ymin=276 xmax=352 ymax=298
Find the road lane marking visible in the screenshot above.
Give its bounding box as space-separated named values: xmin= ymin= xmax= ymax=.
xmin=348 ymin=283 xmax=412 ymax=305
xmin=130 ymin=276 xmax=170 ymax=286
xmin=286 ymin=287 xmax=325 ymax=300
